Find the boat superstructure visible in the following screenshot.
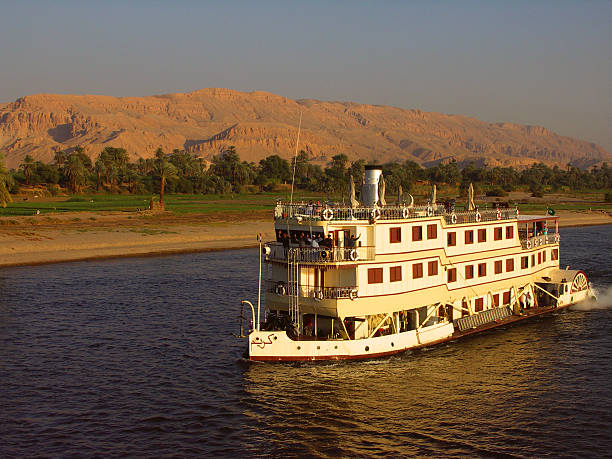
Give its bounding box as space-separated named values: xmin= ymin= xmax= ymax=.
xmin=240 ymin=166 xmax=594 ymax=361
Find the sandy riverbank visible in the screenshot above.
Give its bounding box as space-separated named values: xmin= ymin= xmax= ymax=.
xmin=0 ymin=210 xmax=610 ymax=268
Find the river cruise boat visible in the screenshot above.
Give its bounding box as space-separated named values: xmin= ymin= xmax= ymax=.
xmin=238 ymin=166 xmax=594 ymax=361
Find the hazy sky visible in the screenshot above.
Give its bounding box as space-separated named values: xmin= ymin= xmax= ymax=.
xmin=1 ymin=0 xmax=610 ymax=150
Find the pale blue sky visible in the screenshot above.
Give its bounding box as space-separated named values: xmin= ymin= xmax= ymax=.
xmin=0 ymin=0 xmax=610 ymax=150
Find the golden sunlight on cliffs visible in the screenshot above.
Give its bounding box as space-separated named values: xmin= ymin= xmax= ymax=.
xmin=0 ymin=88 xmax=609 ymax=169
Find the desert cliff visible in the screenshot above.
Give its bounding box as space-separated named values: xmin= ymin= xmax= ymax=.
xmin=0 ymin=88 xmax=609 ymax=169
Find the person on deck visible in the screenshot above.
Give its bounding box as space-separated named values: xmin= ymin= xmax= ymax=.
xmin=346 ymin=234 xmax=361 ymax=248
xmin=282 ymin=232 xmax=290 ymax=256
xmin=322 ymin=234 xmax=333 ymax=248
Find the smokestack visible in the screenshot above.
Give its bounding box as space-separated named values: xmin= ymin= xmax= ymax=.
xmin=361 ymin=165 xmax=382 ymax=206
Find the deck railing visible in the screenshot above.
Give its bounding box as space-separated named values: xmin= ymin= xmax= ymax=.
xmin=266 ymin=281 xmax=358 ymax=300
xmin=274 ymin=202 xmax=518 ymax=225
xmin=265 ymin=242 xmax=375 ymax=263
xmin=520 ymin=233 xmax=559 ymax=250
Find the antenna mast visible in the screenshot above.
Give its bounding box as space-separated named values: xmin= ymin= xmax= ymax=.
xmin=289 ymin=111 xmax=302 ymax=206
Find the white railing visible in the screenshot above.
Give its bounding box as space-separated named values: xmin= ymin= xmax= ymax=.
xmin=265 ymin=242 xmax=375 ymax=263
xmin=274 ymin=201 xmax=518 ymax=224
xmin=520 ymin=233 xmax=559 ymax=250
xmin=267 ymin=280 xmax=358 ymax=300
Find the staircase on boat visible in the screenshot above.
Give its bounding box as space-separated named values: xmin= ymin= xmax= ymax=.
xmin=287 ymin=248 xmax=301 ymax=332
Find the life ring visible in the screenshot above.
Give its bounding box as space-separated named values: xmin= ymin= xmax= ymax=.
xmin=370 ymin=207 xmax=381 ymax=221
xmin=275 ymin=282 xmax=286 ymax=295
xmin=349 ymin=249 xmax=358 ymax=261
xmin=314 ymin=290 xmax=324 ymax=300
xmin=534 ymin=238 xmax=539 ymax=247
xmin=496 ymin=209 xmax=502 ymax=220
xmin=322 ymin=208 xmax=333 ymax=221
xmin=526 ymin=240 xmax=532 ymax=249
xmin=349 ymin=289 xmax=358 ymax=301
xmin=451 ymin=213 xmax=457 ymax=224
xmin=320 ymin=250 xmax=330 ymax=260
xmin=402 ymin=207 xmax=410 ymax=219
xmin=475 ymin=211 xmax=481 ymax=223
xmin=427 ymin=206 xmax=433 ymax=217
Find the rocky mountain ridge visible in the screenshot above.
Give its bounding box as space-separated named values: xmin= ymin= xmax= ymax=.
xmin=0 ymin=88 xmax=609 ymax=169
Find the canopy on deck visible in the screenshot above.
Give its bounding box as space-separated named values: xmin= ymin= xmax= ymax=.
xmin=538 ymin=268 xmax=581 ymax=284
xmin=517 ymin=214 xmax=559 ymax=224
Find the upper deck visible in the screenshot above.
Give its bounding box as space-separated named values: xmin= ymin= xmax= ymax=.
xmin=274 ymin=201 xmax=519 ymax=226
xmin=268 ymin=201 xmax=559 ymax=267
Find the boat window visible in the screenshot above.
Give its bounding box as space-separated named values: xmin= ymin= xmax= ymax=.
xmin=542 ymin=251 xmax=547 ymax=262
xmin=389 ymin=227 xmax=401 ymax=243
xmin=531 ymin=254 xmax=535 ymax=266
xmin=428 ymin=260 xmax=438 ymax=276
xmin=503 ymin=291 xmax=511 ymax=304
xmin=538 ymin=252 xmax=542 ymax=264
xmin=368 ymin=268 xmax=383 ymax=284
xmin=521 ymin=256 xmax=529 ymax=269
xmin=412 ymin=226 xmax=423 ymax=241
xmin=412 ymin=263 xmax=423 ymax=279
xmin=506 ymin=226 xmax=514 ymax=239
xmin=465 ymin=230 xmax=474 ymax=244
xmin=494 ymin=260 xmax=502 ymax=274
xmin=552 ymin=249 xmax=559 ymax=261
xmin=478 ymin=263 xmax=487 ymax=277
xmin=493 ymin=294 xmax=500 ymax=307
xmin=475 ymin=298 xmax=484 ymax=312
xmin=447 ymin=232 xmax=457 ymax=247
xmin=494 ymin=227 xmax=503 ymax=240
xmin=390 ymin=266 xmax=402 ymax=282
xmin=447 ymin=268 xmax=457 ymax=283
xmin=465 ymin=265 xmax=474 ymax=279
xmin=478 ymin=228 xmax=487 ymax=243
xmin=506 ymin=258 xmax=515 ymax=272
xmin=427 ymin=224 xmax=437 ymax=240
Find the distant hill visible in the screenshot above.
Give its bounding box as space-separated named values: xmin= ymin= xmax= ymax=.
xmin=0 ymin=88 xmax=609 ymax=169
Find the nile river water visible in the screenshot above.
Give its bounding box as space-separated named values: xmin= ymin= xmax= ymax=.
xmin=1 ymin=225 xmax=611 ymax=457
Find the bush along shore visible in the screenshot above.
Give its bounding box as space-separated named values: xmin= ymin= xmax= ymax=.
xmin=1 ymin=146 xmax=611 ymax=212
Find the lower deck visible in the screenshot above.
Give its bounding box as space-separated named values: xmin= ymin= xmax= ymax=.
xmin=246 ymin=277 xmax=593 ymax=361
xmin=248 ymin=298 xmax=587 ymax=361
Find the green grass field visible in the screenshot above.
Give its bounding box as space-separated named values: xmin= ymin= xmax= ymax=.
xmin=1 ymin=191 xmax=609 ymax=217
xmin=0 ymin=192 xmax=291 ymax=216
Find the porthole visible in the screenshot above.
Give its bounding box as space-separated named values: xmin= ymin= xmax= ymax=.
xmin=297 ymin=346 xmax=301 ymax=350
xmin=391 ymin=342 xmax=394 ymax=347
xmin=334 ymin=345 xmax=338 ymax=349
xmin=365 ymin=346 xmax=370 ymax=352
xmin=273 ymin=336 xmax=278 ymax=340
xmin=317 ymin=346 xmax=320 ymax=350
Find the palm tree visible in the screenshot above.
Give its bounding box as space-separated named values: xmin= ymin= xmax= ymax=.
xmin=107 ymin=164 xmax=120 ymax=192
xmin=64 ymin=155 xmax=86 ymax=193
xmin=20 ymin=155 xmax=35 ymax=185
xmin=153 ymin=148 xmax=177 ymax=206
xmin=0 ymin=153 xmax=12 ymax=208
xmin=94 ymin=159 xmax=106 ymax=191
xmin=54 ymin=150 xmax=66 ymax=168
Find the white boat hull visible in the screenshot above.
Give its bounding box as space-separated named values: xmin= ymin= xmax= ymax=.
xmin=247 ymin=286 xmax=595 ymax=361
xmin=248 ymin=321 xmax=455 ymax=361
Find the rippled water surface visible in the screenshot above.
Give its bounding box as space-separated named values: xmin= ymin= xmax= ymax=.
xmin=1 ymin=225 xmax=611 ymax=457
